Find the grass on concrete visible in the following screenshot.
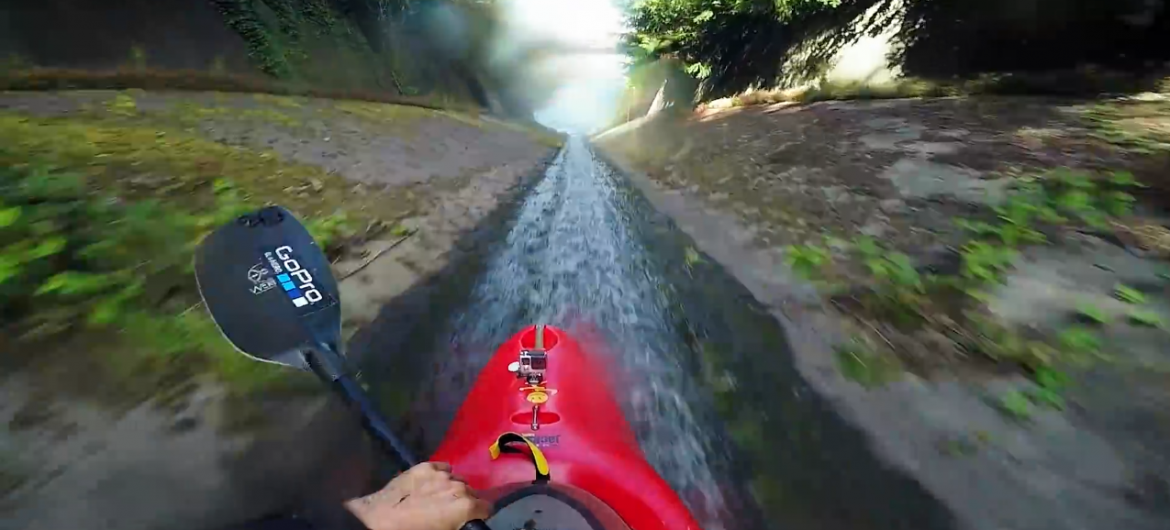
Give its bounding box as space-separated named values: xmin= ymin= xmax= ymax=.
xmin=787 ymin=166 xmax=1158 ymax=387
xmin=705 ymin=70 xmax=1170 ymax=111
xmin=0 ymin=108 xmax=407 ymax=411
xmin=0 ymin=68 xmax=566 ymax=146
xmin=0 ymin=67 xmax=481 ymax=113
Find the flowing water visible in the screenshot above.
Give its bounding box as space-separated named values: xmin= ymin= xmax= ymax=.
xmin=358 ymin=138 xmax=957 ymax=530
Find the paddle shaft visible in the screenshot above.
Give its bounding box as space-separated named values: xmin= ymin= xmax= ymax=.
xmin=305 ymin=344 xmax=491 ymax=530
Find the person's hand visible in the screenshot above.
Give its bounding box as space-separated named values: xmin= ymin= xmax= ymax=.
xmin=344 ymin=462 xmax=491 ymax=530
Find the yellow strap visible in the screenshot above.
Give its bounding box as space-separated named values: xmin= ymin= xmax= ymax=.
xmin=489 ymin=432 xmax=551 ymax=483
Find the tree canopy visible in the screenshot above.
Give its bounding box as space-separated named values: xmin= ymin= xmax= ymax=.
xmin=624 ymin=0 xmax=840 ymax=79
xmin=623 ymin=0 xmax=1170 ymax=101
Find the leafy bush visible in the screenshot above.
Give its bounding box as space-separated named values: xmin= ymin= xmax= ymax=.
xmin=1047 ymin=168 xmax=1141 ymax=227
xmin=800 ymin=167 xmax=1150 ymax=380
xmin=1127 ymin=309 xmax=1164 ymax=328
xmin=1075 ymin=303 xmax=1110 ymax=325
xmin=1029 ymin=367 xmax=1068 ymax=410
xmin=784 ymin=241 xmax=832 ymax=278
xmin=959 ymin=241 xmax=1017 ymax=285
xmin=1114 ymin=283 xmax=1147 ymax=304
xmin=856 ymin=236 xmax=921 ymax=292
xmin=0 ymin=151 xmax=325 ymax=405
xmin=956 ymin=168 xmax=1144 ymax=287
xmin=0 ymin=157 xmax=247 ymax=337
xmin=1056 ymin=327 xmax=1104 ymax=360
xmin=968 ymin=315 xmax=1060 ymax=370
xmin=996 ymin=390 xmax=1033 ymax=420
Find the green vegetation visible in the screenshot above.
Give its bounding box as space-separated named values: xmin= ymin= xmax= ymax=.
xmin=0 ymin=69 xmax=482 ymax=114
xmin=626 ymin=0 xmax=843 ymax=82
xmin=0 ymin=86 xmax=561 ymax=415
xmin=783 ymin=241 xmax=831 ymax=279
xmin=1085 ymin=101 xmax=1170 ymax=156
xmin=970 ymin=316 xmax=1060 ymax=370
xmin=834 ymin=340 xmax=901 ymax=388
xmin=1127 ymin=309 xmax=1164 ymax=328
xmin=625 ymin=0 xmax=1170 ymax=106
xmin=684 ymin=245 xmax=704 ymax=270
xmin=996 ymin=390 xmax=1033 ymax=420
xmin=1115 ymin=283 xmax=1147 ymax=305
xmin=0 ymin=152 xmax=320 ymax=403
xmin=208 ymin=0 xmax=411 ymax=92
xmin=1056 ymin=327 xmax=1103 ymax=359
xmin=0 ymin=106 xmax=400 ymax=406
xmin=785 ymin=167 xmax=1156 ymax=385
xmin=993 ymin=368 xmax=1069 ymax=421
xmin=1075 ymin=303 xmax=1110 ymax=325
xmin=1030 ymin=367 xmax=1069 ymax=408
xmin=0 ymin=1 xmax=541 ymax=113
xmin=707 ymin=72 xmax=1170 ymax=109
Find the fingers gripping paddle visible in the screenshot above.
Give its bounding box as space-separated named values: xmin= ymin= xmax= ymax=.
xmin=195 ymin=206 xmax=490 ymax=530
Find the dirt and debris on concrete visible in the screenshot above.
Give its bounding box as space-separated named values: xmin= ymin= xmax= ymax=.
xmin=595 ymin=94 xmax=1170 ymax=529
xmin=0 ymin=89 xmax=558 ymax=530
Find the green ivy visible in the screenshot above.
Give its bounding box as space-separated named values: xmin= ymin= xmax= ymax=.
xmin=211 ymin=0 xmax=293 ymax=78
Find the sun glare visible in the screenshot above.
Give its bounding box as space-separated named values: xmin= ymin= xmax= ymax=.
xmin=498 ymin=0 xmax=629 ymax=133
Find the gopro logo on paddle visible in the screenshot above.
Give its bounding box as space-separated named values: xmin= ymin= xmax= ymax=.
xmin=269 ymin=245 xmax=323 ymax=308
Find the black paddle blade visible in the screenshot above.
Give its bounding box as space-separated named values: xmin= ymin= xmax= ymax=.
xmin=194 ymin=206 xmax=341 ymax=369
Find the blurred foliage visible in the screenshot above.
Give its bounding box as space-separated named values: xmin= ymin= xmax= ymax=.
xmin=0 ymin=0 xmax=559 ymax=117
xmin=1115 ymin=283 xmax=1148 ymax=305
xmin=784 ymin=167 xmax=1153 ymax=381
xmin=627 ymin=0 xmax=841 ymax=66
xmin=202 ymin=0 xmax=546 ymax=116
xmin=995 ymin=390 xmax=1032 ymax=420
xmin=625 ymin=0 xmax=1170 ymax=102
xmin=1085 ymin=100 xmax=1170 ymax=156
xmin=783 ymin=240 xmax=832 ymax=279
xmin=0 ymin=156 xmax=294 ymax=400
xmin=0 ymin=162 xmax=239 ymax=330
xmin=1075 ymin=302 xmax=1110 ymax=325
xmin=210 ymin=0 xmax=410 ymax=90
xmin=1127 ymin=309 xmax=1165 ymax=328
xmin=0 ymin=107 xmax=387 ymax=401
xmin=213 ymin=0 xmax=295 ymax=78
xmin=0 ymin=69 xmax=483 ymax=114
xmin=625 ymin=0 xmax=844 ymax=98
xmin=714 ymin=71 xmax=1169 ymax=109
xmin=834 ymin=339 xmax=901 ymax=387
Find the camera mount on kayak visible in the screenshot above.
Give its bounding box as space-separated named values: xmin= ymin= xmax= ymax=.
xmin=508 ymin=324 xmax=550 ymax=385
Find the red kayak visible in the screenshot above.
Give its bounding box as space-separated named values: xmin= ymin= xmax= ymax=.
xmin=432 ymin=324 xmax=702 ymax=530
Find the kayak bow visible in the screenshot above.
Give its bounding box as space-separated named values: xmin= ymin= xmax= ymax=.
xmin=432 ymin=325 xmax=702 ymax=530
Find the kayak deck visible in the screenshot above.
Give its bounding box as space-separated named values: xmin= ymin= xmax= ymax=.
xmin=431 ymin=325 xmax=700 ymax=530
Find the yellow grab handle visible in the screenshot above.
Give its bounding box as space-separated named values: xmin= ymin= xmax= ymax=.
xmin=489 ymin=432 xmax=551 ymax=483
